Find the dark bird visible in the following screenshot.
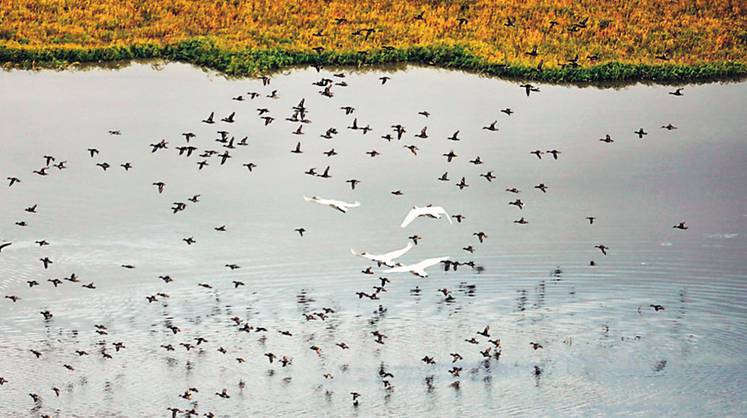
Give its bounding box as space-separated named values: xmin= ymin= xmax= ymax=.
xmin=482 ymin=121 xmax=498 ymax=131
xmin=447 ymin=131 xmax=461 ymax=141
xmin=96 ymin=162 xmax=110 ymax=171
xmin=40 ymin=257 xmax=53 ymax=269
xmin=650 ymin=304 xmax=665 ymax=311
xmin=443 ymin=150 xmax=457 ymax=162
xmin=202 ymin=112 xmax=215 ymax=124
xmin=509 ymin=199 xmax=524 ymax=209
xmin=295 ymin=228 xmax=306 ymax=237
xmin=634 ymin=128 xmax=648 ymax=138
xmin=661 ymin=123 xmax=678 ymax=130
xmin=595 ymin=244 xmax=609 ymax=255
xmin=530 ymin=342 xmax=543 ymax=350
xmin=673 ymin=222 xmax=688 ymax=230
xmin=291 ymin=142 xmax=303 ymax=154
xmin=456 ymin=177 xmax=469 ymax=190
xmin=668 ymin=88 xmax=684 ymax=96
xmin=530 ymin=150 xmax=544 ymax=159
xmin=535 ymin=183 xmax=548 ymax=193
xmin=520 ymin=83 xmax=540 ymax=96
xmin=7 ymin=177 xmax=20 ymax=187
xmin=600 ymin=134 xmax=614 ymax=143
xmin=153 ymin=182 xmax=165 ymax=193
xmin=501 ymin=108 xmax=514 ymax=115
xmin=514 ymin=217 xmax=528 ymax=224
xmin=586 ymin=216 xmax=596 ymax=224
xmin=480 ymin=171 xmax=495 ymax=182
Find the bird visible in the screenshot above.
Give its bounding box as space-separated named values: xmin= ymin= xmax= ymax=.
xmin=546 ymin=150 xmax=561 ymax=159
xmin=350 ymin=242 xmax=414 ymax=268
xmin=443 ymin=150 xmax=458 ymax=162
xmin=661 ymin=123 xmax=678 ymax=130
xmin=480 ymin=171 xmax=495 ymax=182
xmin=152 ymin=182 xmax=165 ymax=193
xmin=530 ymin=150 xmax=544 ymax=159
xmin=202 ymin=112 xmax=215 ymax=123
xmin=668 ymin=88 xmax=684 ymax=96
xmin=7 ymin=177 xmax=20 ymax=187
xmin=673 ymin=222 xmax=688 ymax=230
xmin=535 ymin=183 xmax=548 ymax=193
xmin=291 ymin=142 xmax=303 ymax=154
xmin=221 ymin=112 xmax=235 ymax=123
xmin=634 ymin=128 xmax=648 ymax=138
xmin=595 ymin=244 xmax=609 ymax=255
xmin=482 ymin=121 xmax=498 ymax=131
xmin=384 ymin=257 xmax=450 ymax=278
xmin=295 ymin=228 xmax=306 ymax=236
xmin=600 ymin=134 xmax=614 ymax=143
xmin=40 ymin=257 xmax=53 ymax=269
xmin=304 ymin=196 xmax=360 ymax=213
xmin=400 ymin=206 xmax=452 ymax=228
xmin=586 ymin=216 xmax=596 ymax=224
xmin=520 ymin=83 xmax=540 ymax=96
xmin=346 ymin=179 xmax=361 ymax=190
xmin=447 ymin=131 xmax=461 ymax=141
xmin=456 ymin=177 xmax=469 ymax=189
xmin=514 ymin=217 xmax=528 ymax=224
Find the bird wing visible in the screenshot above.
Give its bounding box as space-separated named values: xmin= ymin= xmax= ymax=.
xmin=380 ymin=242 xmax=414 ymax=262
xmin=383 ymin=264 xmax=413 ymax=274
xmin=435 ymin=207 xmax=453 ymax=224
xmin=415 ymin=257 xmax=450 ymax=270
xmin=400 ymin=207 xmax=423 ymax=228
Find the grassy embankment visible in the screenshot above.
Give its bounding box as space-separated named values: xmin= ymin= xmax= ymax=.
xmin=1 ymin=0 xmax=745 ymax=82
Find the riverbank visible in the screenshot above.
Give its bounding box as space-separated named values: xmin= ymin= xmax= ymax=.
xmin=2 ymin=40 xmax=745 ymax=84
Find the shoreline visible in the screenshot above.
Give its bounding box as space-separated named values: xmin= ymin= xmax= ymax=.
xmin=2 ymin=39 xmax=745 ymax=85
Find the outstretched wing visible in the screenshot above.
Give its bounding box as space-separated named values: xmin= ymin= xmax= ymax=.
xmin=383 ymin=264 xmax=412 ymax=274
xmin=381 ymin=242 xmax=413 ymax=261
xmin=417 ymin=256 xmax=450 ymax=270
xmin=400 ymin=207 xmax=421 ymax=228
xmin=436 ymin=207 xmax=453 ymax=224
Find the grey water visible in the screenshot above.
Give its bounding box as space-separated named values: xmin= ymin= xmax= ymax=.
xmin=0 ymin=62 xmax=746 ymax=417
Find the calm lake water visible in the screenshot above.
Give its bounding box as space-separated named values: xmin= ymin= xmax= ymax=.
xmin=1 ymin=63 xmax=746 ymax=417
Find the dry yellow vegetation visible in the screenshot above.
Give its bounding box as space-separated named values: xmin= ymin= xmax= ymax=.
xmin=1 ymin=0 xmax=745 ymax=80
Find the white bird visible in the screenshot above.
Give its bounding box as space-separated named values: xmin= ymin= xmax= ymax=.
xmin=384 ymin=257 xmax=450 ymax=278
xmin=304 ymin=196 xmax=360 ymax=213
xmin=400 ymin=205 xmax=452 ymax=228
xmin=350 ymin=242 xmax=413 ymax=267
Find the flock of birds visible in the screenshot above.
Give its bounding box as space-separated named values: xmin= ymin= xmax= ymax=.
xmin=0 ymin=57 xmax=694 ymax=417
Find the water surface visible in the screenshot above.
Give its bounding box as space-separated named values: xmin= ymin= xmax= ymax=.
xmin=0 ymin=63 xmax=746 ymax=417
